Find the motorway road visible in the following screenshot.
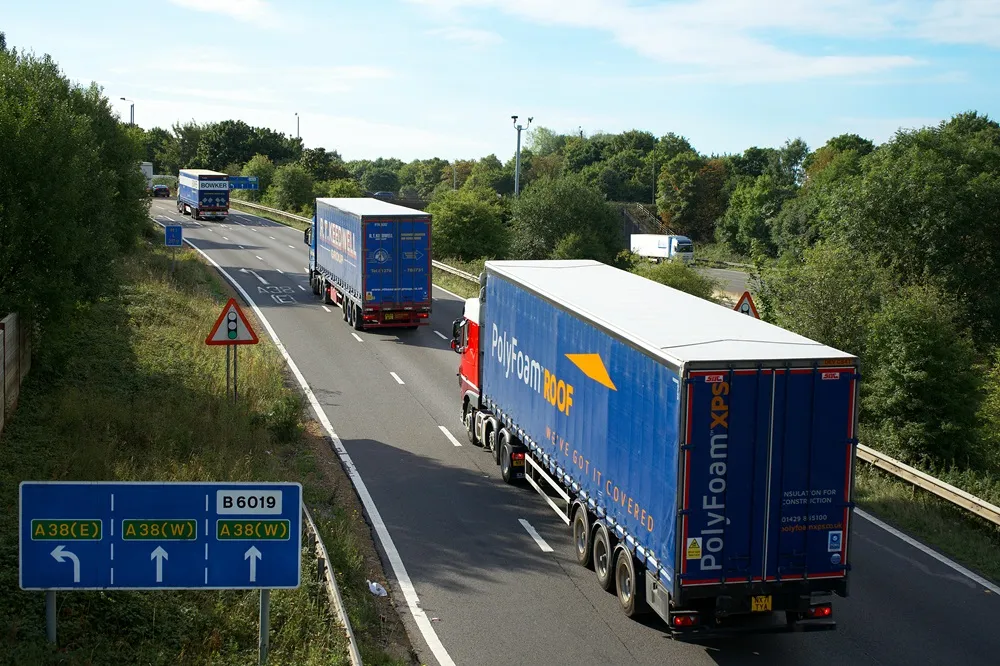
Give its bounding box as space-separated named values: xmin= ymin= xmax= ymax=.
xmin=701 ymin=267 xmax=749 ymax=297
xmin=150 ymin=199 xmax=999 ymax=666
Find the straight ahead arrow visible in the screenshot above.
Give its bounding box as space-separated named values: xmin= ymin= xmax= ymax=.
xmin=151 ymin=546 xmax=168 ymax=583
xmin=239 ymin=268 xmax=269 ymax=285
xmin=245 ymin=545 xmax=262 ymax=583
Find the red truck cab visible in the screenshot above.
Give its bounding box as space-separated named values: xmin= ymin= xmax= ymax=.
xmin=451 ymin=297 xmax=481 ymax=435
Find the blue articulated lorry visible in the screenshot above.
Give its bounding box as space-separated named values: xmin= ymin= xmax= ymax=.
xmin=304 ymin=198 xmax=432 ymax=330
xmin=450 ymin=259 xmax=860 ymax=636
xmin=176 ymin=168 xmax=229 ymax=221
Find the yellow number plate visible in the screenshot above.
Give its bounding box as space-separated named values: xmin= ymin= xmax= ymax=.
xmin=512 ymin=458 xmax=524 ymax=466
xmin=751 ymin=595 xmax=772 ymax=612
xmin=383 ymin=313 xmax=394 ymax=320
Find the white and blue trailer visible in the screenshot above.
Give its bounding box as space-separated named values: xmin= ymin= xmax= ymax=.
xmin=304 ymin=198 xmax=432 ymax=330
xmin=176 ymin=168 xmax=229 ymax=221
xmin=452 ymin=259 xmax=860 ymax=635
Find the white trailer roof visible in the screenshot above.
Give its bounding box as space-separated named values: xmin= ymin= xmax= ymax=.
xmin=317 ymin=197 xmax=430 ymax=217
xmin=484 ymin=260 xmax=856 ymax=366
xmin=180 ymin=169 xmax=227 ymax=176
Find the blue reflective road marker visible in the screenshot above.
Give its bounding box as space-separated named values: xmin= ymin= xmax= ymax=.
xmin=165 ymin=225 xmax=183 ymax=247
xmin=19 ymin=482 xmax=302 ymax=590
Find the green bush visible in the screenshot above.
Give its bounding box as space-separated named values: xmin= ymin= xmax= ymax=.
xmin=863 ymin=283 xmax=982 ymax=467
xmin=426 ymin=188 xmax=507 ymax=261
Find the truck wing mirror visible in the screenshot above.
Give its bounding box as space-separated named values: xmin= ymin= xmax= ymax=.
xmin=303 ymin=228 xmax=311 ymax=245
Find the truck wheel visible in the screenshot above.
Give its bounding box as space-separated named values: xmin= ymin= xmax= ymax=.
xmin=495 ymin=428 xmax=509 ymax=465
xmin=483 ymin=423 xmax=496 ymax=454
xmin=462 ymin=402 xmax=477 ymax=445
xmin=352 ymin=305 xmax=363 ymax=331
xmin=593 ymin=523 xmax=615 ymax=592
xmin=500 ymin=439 xmax=519 ymax=485
xmin=615 ymin=548 xmax=647 ymax=618
xmin=311 ymin=275 xmax=321 ymax=296
xmin=572 ymin=506 xmax=592 ymax=568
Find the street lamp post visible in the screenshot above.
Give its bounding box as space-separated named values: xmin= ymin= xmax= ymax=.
xmin=512 ymin=115 xmax=532 ymax=197
xmin=295 ymin=112 xmax=299 ymax=139
xmin=120 ymin=97 xmax=134 ymax=126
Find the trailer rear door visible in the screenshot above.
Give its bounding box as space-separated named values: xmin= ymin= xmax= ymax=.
xmin=679 ymin=366 xmax=857 ymax=587
xmin=363 ymin=218 xmax=430 ymax=308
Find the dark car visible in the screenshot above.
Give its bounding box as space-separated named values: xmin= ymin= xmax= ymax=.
xmin=372 ymin=191 xmax=395 ymax=200
xmin=151 ymin=184 xmax=170 ymax=197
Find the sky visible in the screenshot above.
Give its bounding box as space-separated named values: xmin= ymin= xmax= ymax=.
xmin=3 ymin=0 xmax=998 ymax=163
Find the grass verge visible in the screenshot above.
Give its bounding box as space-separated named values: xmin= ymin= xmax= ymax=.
xmin=854 ymin=465 xmax=1000 ymax=585
xmin=431 ymin=256 xmax=484 ymax=300
xmin=0 ymin=222 xmax=415 ymax=665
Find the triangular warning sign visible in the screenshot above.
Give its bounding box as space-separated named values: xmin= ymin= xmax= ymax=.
xmin=733 ymin=291 xmax=760 ymax=319
xmin=205 ymin=298 xmax=259 ymax=345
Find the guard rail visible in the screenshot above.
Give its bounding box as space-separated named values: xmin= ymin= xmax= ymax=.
xmin=230 ymin=200 xmax=1000 ymax=528
xmin=303 ymin=505 xmax=363 ymax=666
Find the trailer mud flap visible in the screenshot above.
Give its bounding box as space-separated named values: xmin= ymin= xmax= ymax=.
xmin=679 ymin=366 xmax=856 ymax=588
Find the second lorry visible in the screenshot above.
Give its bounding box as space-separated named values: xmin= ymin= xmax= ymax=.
xmin=177 ymin=168 xmax=230 ymax=221
xmin=451 ymin=259 xmax=859 ymax=636
xmin=305 ymin=197 xmax=432 ymax=330
xmin=630 ymin=233 xmax=694 ymax=264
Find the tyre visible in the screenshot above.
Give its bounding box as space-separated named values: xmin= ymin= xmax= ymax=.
xmin=463 ymin=401 xmax=477 ymax=445
xmin=615 ymin=548 xmax=646 ymax=618
xmin=572 ymin=506 xmax=592 ymax=568
xmin=311 ymin=274 xmax=321 ymax=296
xmin=500 ymin=439 xmax=518 ymax=485
xmin=352 ymin=305 xmax=363 ymax=331
xmin=495 ymin=428 xmax=509 ymax=465
xmin=593 ymin=523 xmax=615 ymax=592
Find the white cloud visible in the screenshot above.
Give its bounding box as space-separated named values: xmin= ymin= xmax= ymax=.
xmin=912 ymin=0 xmax=1000 ymax=48
xmin=166 ymin=0 xmax=291 ymax=30
xmin=428 ymin=26 xmax=504 ymax=46
xmin=405 ymin=0 xmax=958 ymax=82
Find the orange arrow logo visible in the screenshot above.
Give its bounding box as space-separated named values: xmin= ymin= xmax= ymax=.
xmin=565 ymin=353 xmax=617 ymax=391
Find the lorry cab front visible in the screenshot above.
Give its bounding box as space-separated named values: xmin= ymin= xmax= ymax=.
xmin=672 ymin=235 xmax=694 ymax=263
xmin=451 ymin=297 xmax=481 ymax=401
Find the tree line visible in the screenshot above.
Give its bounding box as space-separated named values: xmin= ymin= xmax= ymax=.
xmin=153 ymin=109 xmax=1000 ymax=500
xmin=9 ymin=25 xmax=996 ymax=495
xmin=0 ymin=35 xmax=148 ymax=352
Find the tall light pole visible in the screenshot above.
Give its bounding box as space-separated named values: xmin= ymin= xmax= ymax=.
xmin=120 ymin=97 xmax=134 ymax=126
xmin=512 ymin=115 xmax=532 ymax=197
xmin=295 ymin=112 xmax=299 ymax=139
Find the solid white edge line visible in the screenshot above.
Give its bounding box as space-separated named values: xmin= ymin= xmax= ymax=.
xmin=855 ymin=509 xmax=1000 ymax=595
xmin=438 ymin=426 xmax=462 ymax=448
xmin=390 ymin=372 xmax=405 ymax=385
xmin=351 ymin=333 xmax=363 ymax=343
xmin=433 ymin=330 xmax=448 ymax=340
xmin=322 ymin=305 xmax=331 ymax=313
xmin=518 ymin=519 xmax=554 ymax=553
xmin=151 ymin=217 xmax=457 ymax=666
xmin=433 ymin=284 xmax=467 ymax=300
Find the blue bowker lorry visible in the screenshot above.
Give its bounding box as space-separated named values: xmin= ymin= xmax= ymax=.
xmin=304 ymin=198 xmax=432 ymax=330
xmin=451 ymin=259 xmax=860 ymax=635
xmin=177 ymin=168 xmax=229 ymax=221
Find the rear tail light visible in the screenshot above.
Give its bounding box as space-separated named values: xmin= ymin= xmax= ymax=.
xmin=363 ymin=315 xmax=377 ymax=322
xmin=806 ymin=604 xmax=832 ymax=618
xmin=417 ymin=312 xmax=429 ymax=318
xmin=671 ymin=613 xmax=699 ymax=627
xmin=512 ymin=452 xmax=525 ymax=461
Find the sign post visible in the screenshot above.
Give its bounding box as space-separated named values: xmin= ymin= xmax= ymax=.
xmin=165 ymin=225 xmax=183 ymax=275
xmin=20 ymin=481 xmax=302 ymax=661
xmin=733 ymin=291 xmax=760 ymax=319
xmin=205 ymin=298 xmax=259 ymax=402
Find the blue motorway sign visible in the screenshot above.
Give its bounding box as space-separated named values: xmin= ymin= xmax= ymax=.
xmin=165 ymin=225 xmax=183 ymax=247
xmin=228 ymin=176 xmax=260 ymax=190
xmin=19 ymin=481 xmax=302 ymax=591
